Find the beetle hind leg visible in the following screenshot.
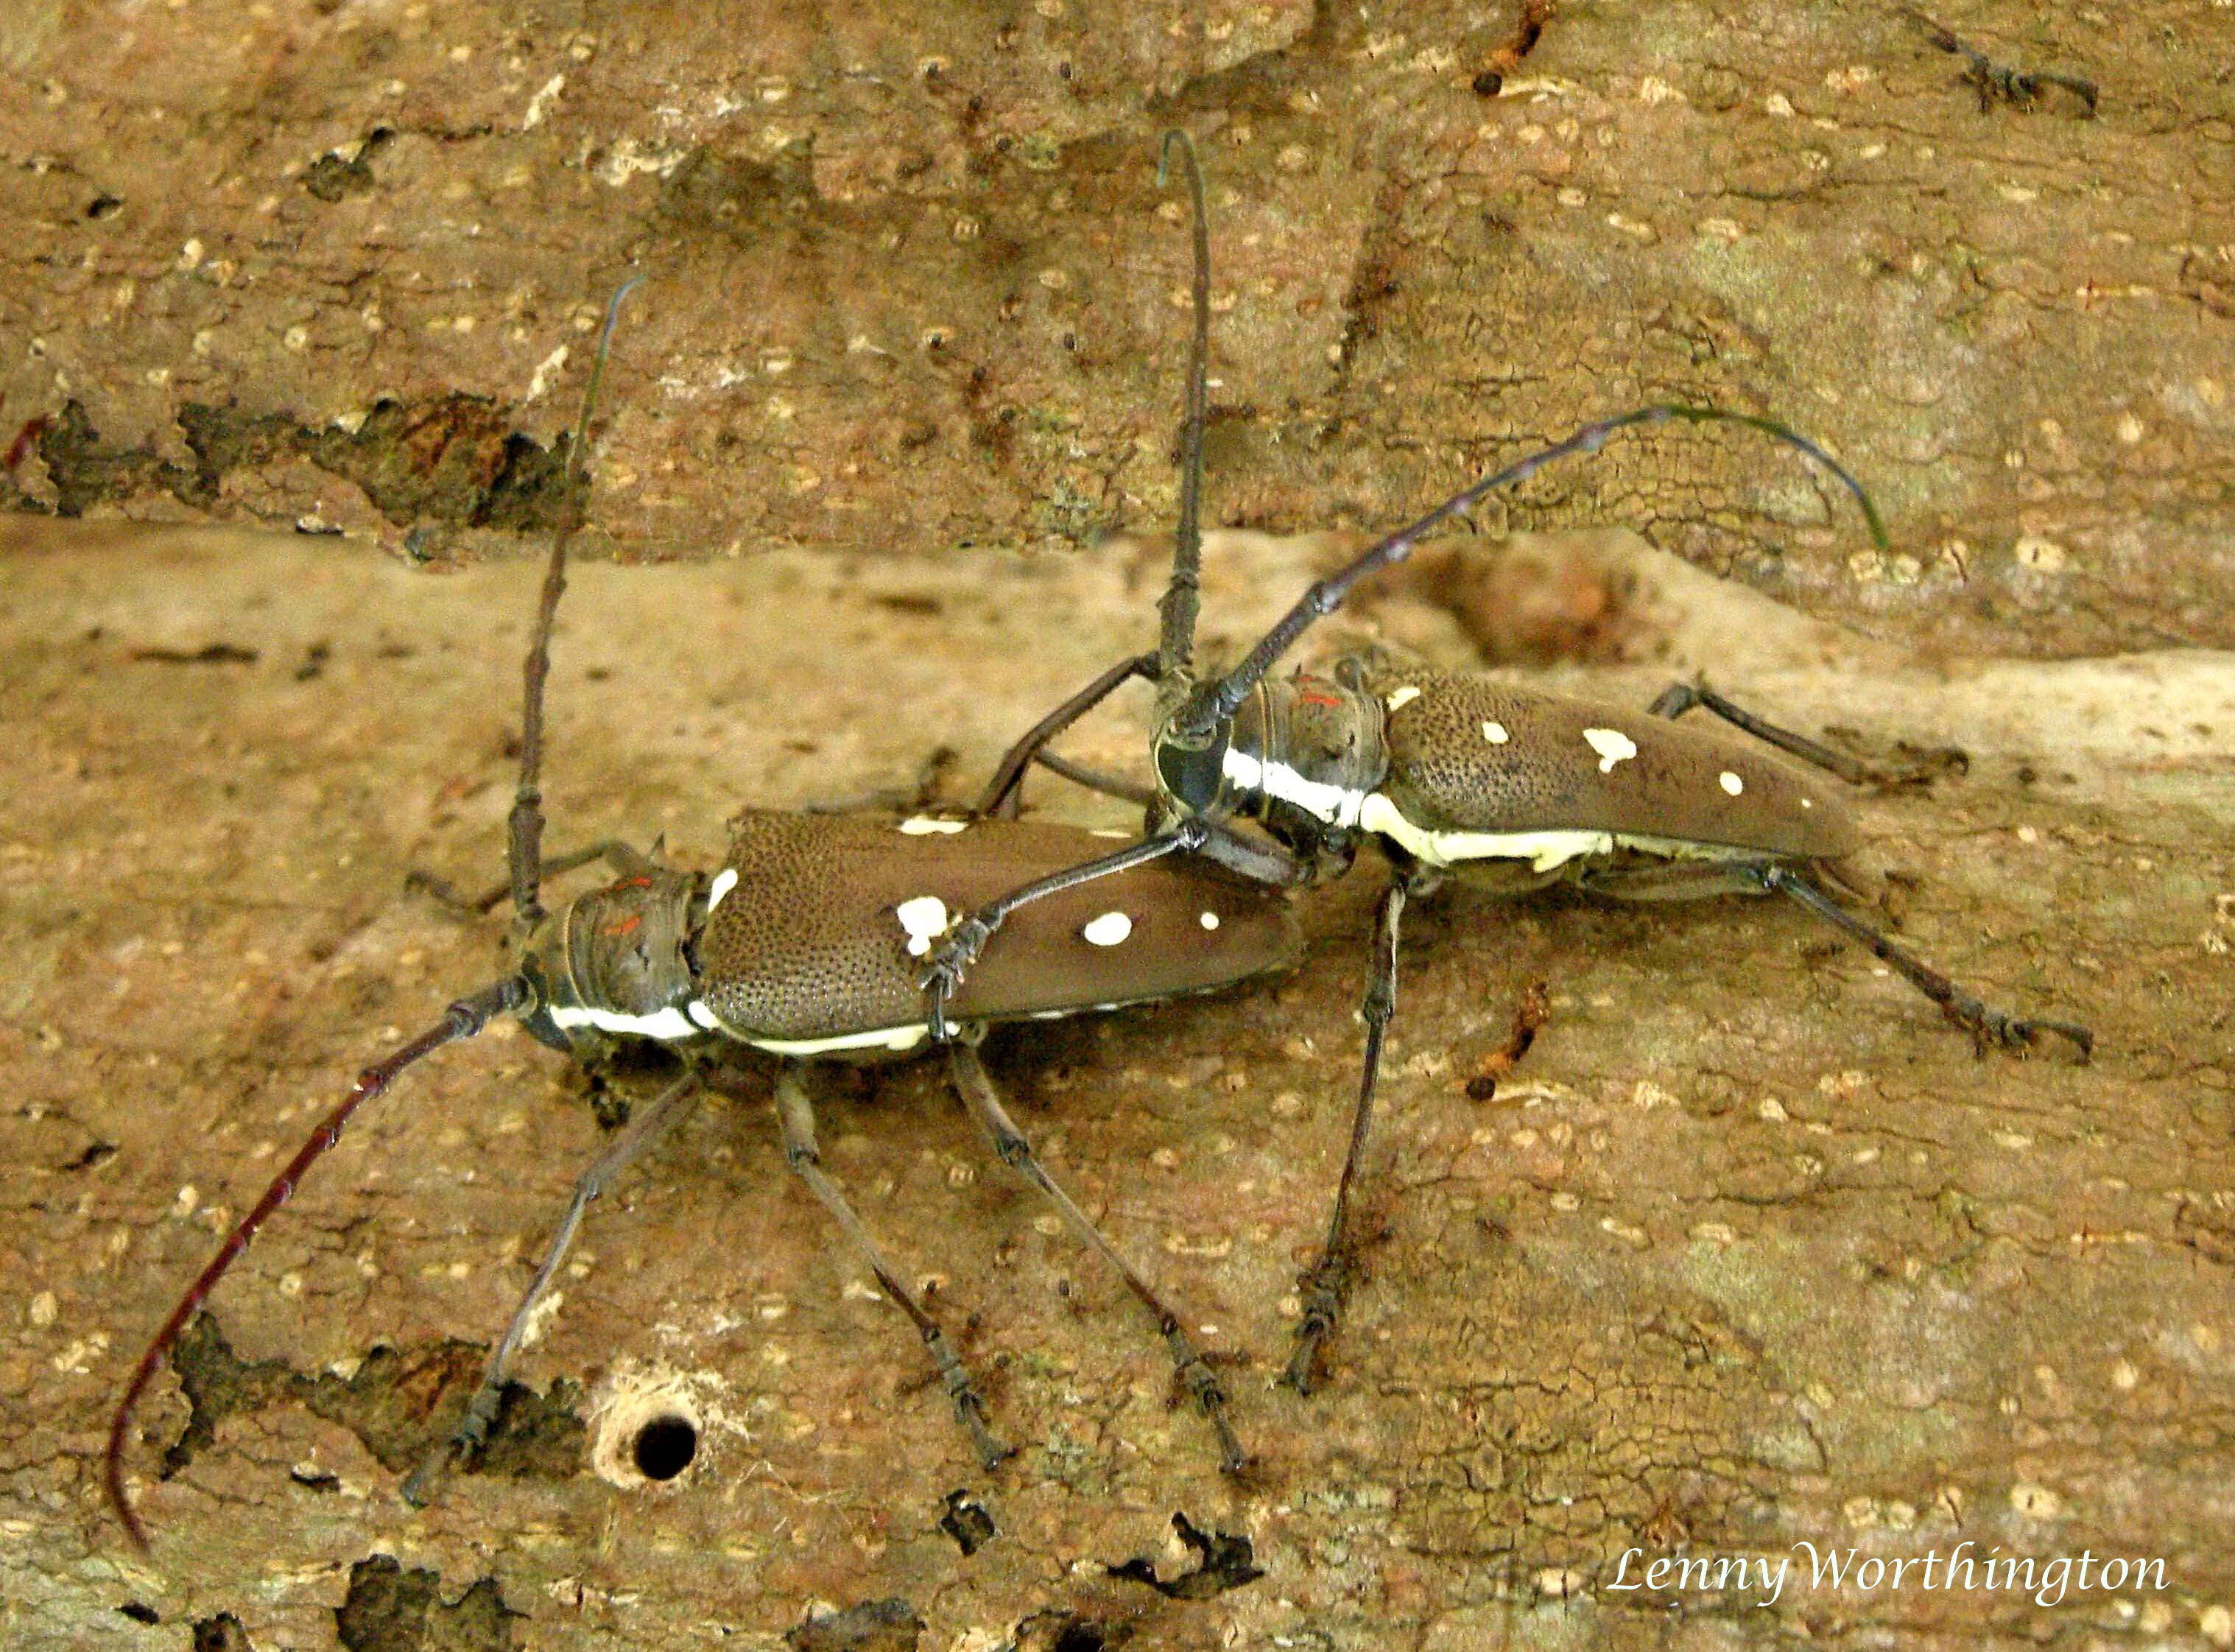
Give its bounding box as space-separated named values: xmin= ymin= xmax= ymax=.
xmin=1650 ymin=681 xmax=1966 ymax=791
xmin=1758 ymin=865 xmax=2094 ymax=1061
xmin=1648 ymin=681 xmax=1879 ymax=787
xmin=947 ymin=1044 xmax=1248 ymax=1475
xmin=775 ymin=1062 xmax=1011 ymax=1472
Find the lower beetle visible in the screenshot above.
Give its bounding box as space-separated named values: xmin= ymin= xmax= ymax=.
xmin=103 ymin=286 xmax=1298 ymax=1548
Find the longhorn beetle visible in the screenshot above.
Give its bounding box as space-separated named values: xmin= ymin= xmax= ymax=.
xmin=917 ymin=131 xmax=2096 ymax=1392
xmin=104 ymin=282 xmax=1303 ymax=1548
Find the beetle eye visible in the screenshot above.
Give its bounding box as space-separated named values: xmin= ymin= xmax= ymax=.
xmin=1154 ymin=726 xmax=1231 ymax=816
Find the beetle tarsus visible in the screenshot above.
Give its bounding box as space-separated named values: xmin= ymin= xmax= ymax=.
xmin=919 ymin=917 xmax=995 ymax=1041
xmin=1281 ymin=1254 xmax=1353 ymax=1395
xmin=1759 ymin=864 xmax=2094 ymax=1064
xmin=1949 ymin=999 xmax=2096 ymax=1064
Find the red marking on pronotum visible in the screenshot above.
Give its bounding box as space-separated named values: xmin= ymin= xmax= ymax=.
xmin=4 ymin=415 xmax=52 ymax=472
xmin=103 ymin=977 xmax=527 ymax=1550
xmin=1294 ymin=687 xmax=1344 ymax=709
xmin=602 ymin=914 xmax=641 ymax=938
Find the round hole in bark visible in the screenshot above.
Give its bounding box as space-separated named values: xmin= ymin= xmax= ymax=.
xmin=632 ymin=1414 xmax=697 ymax=1481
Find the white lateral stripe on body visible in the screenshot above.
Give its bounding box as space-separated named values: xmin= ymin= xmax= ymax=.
xmin=706 ymin=868 xmax=739 ymax=910
xmin=898 ymin=816 xmax=968 ymax=835
xmin=744 ymin=1022 xmax=933 ymax=1056
xmin=1356 ymin=794 xmax=1758 ymax=872
xmin=548 ymin=1004 xmax=703 ymax=1041
xmin=1221 ymin=747 xmax=1367 ymax=829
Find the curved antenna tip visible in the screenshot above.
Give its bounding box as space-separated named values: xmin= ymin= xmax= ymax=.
xmin=1156 ymin=127 xmax=1196 ymax=188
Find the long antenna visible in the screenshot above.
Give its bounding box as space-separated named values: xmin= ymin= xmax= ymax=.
xmin=1153 ymin=130 xmax=1211 ymax=705
xmin=1169 ymin=401 xmax=1891 ymax=742
xmin=507 ymin=278 xmax=643 ymax=925
xmin=104 ymin=978 xmax=529 ymax=1549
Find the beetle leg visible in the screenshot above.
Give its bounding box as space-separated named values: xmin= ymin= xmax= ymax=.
xmin=948 ymin=1044 xmax=1247 ymax=1475
xmin=774 ymin=1062 xmax=1011 ymax=1472
xmin=406 ymin=840 xmax=647 ymax=920
xmin=1647 ymin=681 xmax=1880 ymax=787
xmin=1029 ymin=749 xmax=1160 ymax=809
xmin=973 ymin=651 xmax=1161 ymax=820
xmin=1284 ymin=868 xmax=1418 ymax=1394
xmin=1194 ymin=818 xmax=1319 ymax=887
xmin=401 ymin=1068 xmax=703 ymax=1508
xmin=1757 ymin=865 xmax=2094 ymax=1061
xmin=921 ymin=825 xmax=1208 ymax=1039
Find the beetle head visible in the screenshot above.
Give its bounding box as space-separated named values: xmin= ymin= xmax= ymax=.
xmin=518 ymin=867 xmax=705 ymax=1053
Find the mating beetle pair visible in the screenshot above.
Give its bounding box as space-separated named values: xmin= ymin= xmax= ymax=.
xmin=106 ymin=127 xmax=2093 ymax=1547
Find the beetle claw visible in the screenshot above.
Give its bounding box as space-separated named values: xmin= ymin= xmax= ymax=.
xmin=1952 ymin=1002 xmax=2094 ymax=1065
xmin=918 ymin=920 xmax=994 ymax=1040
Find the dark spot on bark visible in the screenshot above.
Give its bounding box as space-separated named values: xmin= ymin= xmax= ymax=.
xmin=34 ymin=395 xmax=587 ymax=534
xmin=334 ymin=1556 xmax=519 ymax=1652
xmin=161 ymin=1316 xmax=583 ymax=1486
xmin=63 ymin=1139 xmax=117 ymax=1172
xmin=786 ymin=1597 xmax=923 ymax=1652
xmin=1107 ymin=1511 xmax=1264 ymax=1599
xmin=303 ymin=128 xmax=394 ymax=203
xmin=132 ymin=643 xmax=258 ymax=665
xmin=117 ymin=1601 xmax=161 ymax=1624
xmin=192 ymin=1612 xmax=256 ymax=1652
xmin=939 ymin=1488 xmax=997 ymax=1556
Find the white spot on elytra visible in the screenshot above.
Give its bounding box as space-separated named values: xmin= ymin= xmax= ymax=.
xmin=1082 ymin=911 xmax=1133 ymax=947
xmin=706 ymin=868 xmax=739 ymax=910
xmin=1583 ymin=727 xmax=1638 ymax=773
xmin=1720 ymin=770 xmax=1745 ymax=796
xmin=898 ymin=815 xmax=967 ymax=835
xmin=895 ymin=895 xmax=951 ymax=957
xmin=1200 ymin=911 xmax=1220 ymax=930
xmin=1385 ymin=685 xmax=1421 ymax=712
xmin=1482 ymin=721 xmax=1510 ymax=745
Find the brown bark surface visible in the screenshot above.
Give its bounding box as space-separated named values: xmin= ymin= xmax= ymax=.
xmin=2 ymin=1 xmax=2231 ymax=1648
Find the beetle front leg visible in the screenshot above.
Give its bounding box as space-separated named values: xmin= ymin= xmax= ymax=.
xmin=406 ymin=839 xmax=647 ymax=920
xmin=402 ymin=1068 xmax=702 ymax=1507
xmin=972 ymin=651 xmax=1160 ymax=820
